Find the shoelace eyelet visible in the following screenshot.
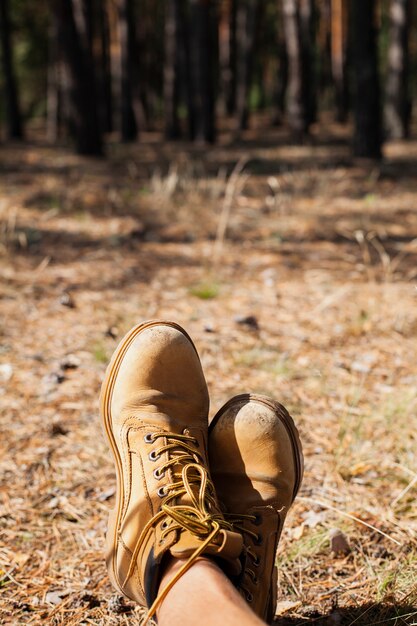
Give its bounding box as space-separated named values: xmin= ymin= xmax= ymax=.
xmin=154 ymin=468 xmax=165 ymax=480
xmin=157 ymin=486 xmax=166 ymax=498
xmin=182 ymin=428 xmax=199 ymax=447
xmin=254 ymin=534 xmax=263 ymax=546
xmin=252 ymin=555 xmax=260 ymax=567
xmin=245 ymin=568 xmax=258 ymax=584
xmin=144 ymin=433 xmax=155 ymax=444
xmin=245 ymin=591 xmax=253 ymax=603
xmin=161 ymin=519 xmax=169 ymax=530
xmin=252 ymin=513 xmax=262 ymax=526
xmin=149 ymin=450 xmax=160 ymax=462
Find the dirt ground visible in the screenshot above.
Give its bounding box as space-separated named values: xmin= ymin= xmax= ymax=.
xmin=1 ymin=124 xmax=416 ymax=625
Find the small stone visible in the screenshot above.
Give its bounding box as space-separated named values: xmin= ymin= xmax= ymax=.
xmin=351 ymin=360 xmax=371 ymax=374
xmin=351 ymin=352 xmax=378 ymax=374
xmin=108 ymin=594 xmax=132 ymax=614
xmin=81 ymin=593 xmax=101 ymax=609
xmin=106 ymin=326 xmax=119 ymax=339
xmin=0 ymin=364 xmax=13 ymax=382
xmin=60 ymin=354 xmax=80 ymax=370
xmin=45 ymin=591 xmax=66 ymax=605
xmin=302 ymin=510 xmax=325 ymax=528
xmin=234 ymin=315 xmax=259 ymax=330
xmin=44 ymin=371 xmax=66 ymax=385
xmin=60 ymin=292 xmax=76 ymax=308
xmin=97 ymin=487 xmax=116 ymax=502
xmin=329 ymin=528 xmax=351 ymax=555
xmin=275 ymin=600 xmax=302 ymax=616
xmin=50 ymin=423 xmax=69 ymax=437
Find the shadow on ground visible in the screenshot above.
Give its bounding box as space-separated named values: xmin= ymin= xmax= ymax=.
xmin=272 ymin=601 xmax=417 ymax=625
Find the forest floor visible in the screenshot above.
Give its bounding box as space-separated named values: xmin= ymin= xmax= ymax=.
xmin=1 ymin=123 xmax=417 ymax=625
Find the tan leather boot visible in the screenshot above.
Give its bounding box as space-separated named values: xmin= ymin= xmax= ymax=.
xmin=100 ymin=321 xmax=243 ymax=621
xmin=209 ymin=394 xmax=304 ymax=622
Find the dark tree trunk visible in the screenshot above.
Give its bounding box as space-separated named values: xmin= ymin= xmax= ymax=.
xmin=331 ymin=0 xmax=348 ymax=122
xmin=60 ymin=61 xmax=72 ymax=138
xmin=235 ymin=0 xmax=260 ymax=131
xmin=218 ymin=0 xmax=229 ymax=115
xmin=55 ymin=0 xmax=102 ymax=155
xmin=0 ymin=0 xmax=23 ymax=139
xmin=300 ymin=0 xmax=316 ymax=125
xmin=175 ymin=0 xmax=195 ymax=139
xmin=47 ymin=14 xmax=60 ymax=142
xmin=136 ymin=1 xmax=163 ymax=132
xmin=189 ymin=0 xmax=216 ymax=143
xmin=72 ymin=1 xmax=111 ymax=135
xmin=273 ymin=8 xmax=288 ymax=126
xmin=73 ymin=0 xmax=94 ymax=50
xmin=97 ymin=0 xmax=113 ymax=133
xmin=282 ymin=0 xmax=309 ymax=138
xmin=219 ymin=0 xmax=237 ymax=116
xmin=351 ymin=0 xmax=381 ymax=158
xmin=317 ymin=0 xmax=332 ymax=98
xmin=118 ymin=0 xmax=138 ymax=141
xmin=164 ymin=0 xmax=181 ymax=139
xmin=228 ymin=0 xmax=237 ymax=115
xmin=384 ymin=0 xmax=410 ymax=139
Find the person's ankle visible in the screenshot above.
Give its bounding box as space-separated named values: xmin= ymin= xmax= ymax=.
xmin=157 ymin=557 xmax=216 ymax=620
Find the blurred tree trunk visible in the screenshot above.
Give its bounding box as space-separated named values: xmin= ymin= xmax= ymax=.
xmin=189 ymin=0 xmax=216 ymax=143
xmin=0 ymin=0 xmax=23 ymax=139
xmin=300 ymin=0 xmax=316 ymax=125
xmin=137 ymin=1 xmax=163 ymax=131
xmin=72 ymin=0 xmax=113 ymax=134
xmin=55 ymin=0 xmax=102 ymax=155
xmin=351 ymin=0 xmax=381 ymax=158
xmin=227 ymin=0 xmax=237 ymax=115
xmin=273 ymin=10 xmax=288 ymax=126
xmin=218 ymin=0 xmax=237 ymax=116
xmin=73 ymin=0 xmax=94 ymax=49
xmin=47 ymin=14 xmax=60 ymax=142
xmin=118 ymin=0 xmax=138 ymax=141
xmin=97 ymin=0 xmax=113 ymax=133
xmin=331 ymin=0 xmax=348 ymax=122
xmin=219 ymin=0 xmax=231 ymax=115
xmin=175 ymin=0 xmax=195 ymax=139
xmin=164 ymin=0 xmax=180 ymax=139
xmin=384 ymin=0 xmax=410 ymax=139
xmin=282 ymin=0 xmax=309 ymax=138
xmin=317 ymin=0 xmax=332 ymax=98
xmin=235 ymin=0 xmax=260 ymax=131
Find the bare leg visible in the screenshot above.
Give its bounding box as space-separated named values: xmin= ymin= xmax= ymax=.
xmin=157 ymin=558 xmax=266 ymax=626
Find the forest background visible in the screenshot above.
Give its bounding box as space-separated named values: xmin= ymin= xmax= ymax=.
xmin=0 ymin=1 xmax=417 ymax=625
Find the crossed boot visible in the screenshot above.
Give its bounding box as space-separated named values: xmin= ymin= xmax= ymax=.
xmin=100 ymin=321 xmax=303 ymax=623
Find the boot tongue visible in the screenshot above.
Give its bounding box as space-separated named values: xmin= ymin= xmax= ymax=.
xmin=170 ymin=528 xmax=243 ymax=575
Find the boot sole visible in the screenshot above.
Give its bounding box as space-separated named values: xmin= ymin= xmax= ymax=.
xmin=99 ymin=320 xmax=199 ymax=595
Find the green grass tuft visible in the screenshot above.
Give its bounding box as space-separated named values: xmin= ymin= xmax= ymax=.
xmin=189 ymin=281 xmax=220 ymax=300
xmin=92 ymin=342 xmax=109 ymax=364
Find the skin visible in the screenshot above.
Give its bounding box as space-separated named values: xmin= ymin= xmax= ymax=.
xmin=157 ymin=557 xmax=266 ymax=626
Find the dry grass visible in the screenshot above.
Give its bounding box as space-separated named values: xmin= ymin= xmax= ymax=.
xmin=0 ymin=126 xmax=416 ymax=624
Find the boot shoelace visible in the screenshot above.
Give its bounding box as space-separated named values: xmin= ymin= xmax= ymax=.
xmin=225 ymin=513 xmax=262 ymax=603
xmin=124 ymin=430 xmax=235 ymax=623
